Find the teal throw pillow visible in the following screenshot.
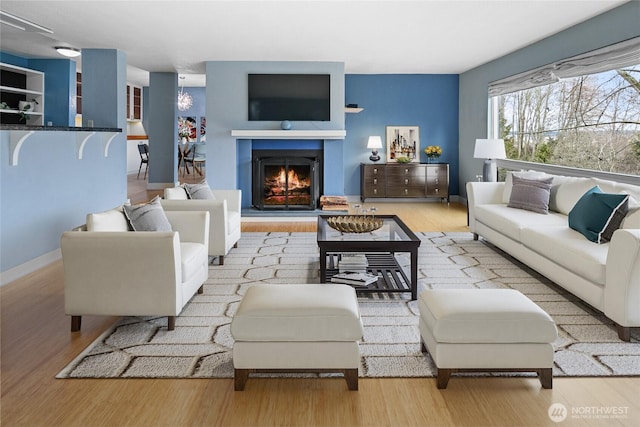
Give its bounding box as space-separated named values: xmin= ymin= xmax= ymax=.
xmin=568 ymin=186 xmax=629 ymax=243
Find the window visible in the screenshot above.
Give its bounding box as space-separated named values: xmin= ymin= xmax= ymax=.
xmin=488 ymin=38 xmax=640 ymax=176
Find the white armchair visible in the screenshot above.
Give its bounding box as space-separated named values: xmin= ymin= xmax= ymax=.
xmin=162 ymin=187 xmax=241 ymax=265
xmin=61 ymin=210 xmax=210 ymax=332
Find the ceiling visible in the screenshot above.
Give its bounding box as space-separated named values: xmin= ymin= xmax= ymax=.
xmin=0 ymin=1 xmax=629 ymax=87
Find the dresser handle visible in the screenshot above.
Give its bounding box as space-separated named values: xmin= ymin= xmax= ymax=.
xmin=373 ymin=188 xmax=377 ymax=195
xmin=435 ymin=188 xmax=439 ymax=193
xmin=404 ymin=178 xmax=409 ymax=185
xmin=373 ymin=178 xmax=377 ymax=184
xmin=404 ymin=168 xmax=409 ymax=174
xmin=404 ymin=188 xmax=408 ymax=195
xmin=373 ymin=168 xmax=378 ymax=174
xmin=435 ymin=178 xmax=439 ymax=184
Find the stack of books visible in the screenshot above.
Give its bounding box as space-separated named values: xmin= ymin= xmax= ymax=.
xmin=320 ymin=195 xmax=349 ymax=211
xmin=331 ymin=272 xmax=379 ymax=287
xmin=338 ymin=253 xmax=368 ymax=273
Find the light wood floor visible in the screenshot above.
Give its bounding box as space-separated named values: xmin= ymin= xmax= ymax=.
xmin=2 ymin=176 xmax=639 ymax=427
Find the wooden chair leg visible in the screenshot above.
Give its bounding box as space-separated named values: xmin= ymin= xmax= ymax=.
xmin=198 ymin=285 xmax=204 ymax=294
xmin=234 ymin=369 xmax=250 ymax=391
xmin=420 ymin=339 xmax=427 ymax=353
xmin=234 ymin=242 xmax=238 ymax=248
xmin=219 ymin=255 xmax=224 ymax=265
xmin=539 ymin=368 xmax=553 ymax=389
xmin=344 ymin=369 xmax=358 ymax=390
xmin=71 ymin=316 xmax=81 ymax=332
xmin=473 ymin=233 xmax=479 ymax=241
xmin=167 ymin=316 xmax=176 ymax=331
xmin=436 ymin=368 xmax=451 ymax=389
xmin=616 ymin=324 xmax=631 ymax=342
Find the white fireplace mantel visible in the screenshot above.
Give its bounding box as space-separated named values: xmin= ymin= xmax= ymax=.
xmin=231 ymin=129 xmax=346 ymax=139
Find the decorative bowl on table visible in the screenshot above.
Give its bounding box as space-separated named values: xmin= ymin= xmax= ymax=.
xmin=326 ymin=215 xmax=383 ymax=233
xmin=395 ymin=156 xmax=412 ymax=163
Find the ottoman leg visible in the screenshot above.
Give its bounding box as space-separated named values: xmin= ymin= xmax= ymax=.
xmin=437 ymin=368 xmax=452 ymax=389
xmin=344 ymin=369 xmax=358 ymax=391
xmin=235 ymin=369 xmax=250 ymax=391
xmin=539 ymin=368 xmax=553 ymax=389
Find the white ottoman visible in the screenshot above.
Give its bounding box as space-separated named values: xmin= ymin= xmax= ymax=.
xmin=230 ymin=284 xmax=364 ymax=390
xmin=419 ymin=289 xmax=558 ymax=389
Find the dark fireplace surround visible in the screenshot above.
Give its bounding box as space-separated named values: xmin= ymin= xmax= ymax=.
xmin=252 ymin=149 xmax=323 ymax=210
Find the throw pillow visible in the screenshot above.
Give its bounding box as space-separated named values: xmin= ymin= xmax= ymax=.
xmin=184 ymin=180 xmax=216 ymax=200
xmin=123 ymin=196 xmax=172 ymax=232
xmin=502 ymin=170 xmax=550 ymax=204
xmin=165 ymin=186 xmax=189 ymax=200
xmin=507 ymin=175 xmax=554 ymax=214
xmin=621 ymin=195 xmax=640 ymax=229
xmin=568 ymin=186 xmax=629 ymax=244
xmin=86 ymin=206 xmax=129 ymax=232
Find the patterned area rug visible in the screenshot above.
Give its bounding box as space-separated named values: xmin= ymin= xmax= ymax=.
xmin=57 ymin=232 xmax=640 ymax=379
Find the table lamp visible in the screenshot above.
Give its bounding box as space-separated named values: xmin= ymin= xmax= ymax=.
xmin=367 ymin=136 xmax=382 ymax=162
xmin=474 ymin=139 xmax=506 ymax=182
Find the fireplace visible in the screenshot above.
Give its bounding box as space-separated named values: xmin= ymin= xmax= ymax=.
xmin=252 ymin=149 xmax=322 ymax=210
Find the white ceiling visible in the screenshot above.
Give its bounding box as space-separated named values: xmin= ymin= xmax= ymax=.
xmin=0 ymin=1 xmax=629 ymax=87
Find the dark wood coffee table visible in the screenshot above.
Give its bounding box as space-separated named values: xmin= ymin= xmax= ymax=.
xmin=317 ymin=215 xmax=421 ymax=300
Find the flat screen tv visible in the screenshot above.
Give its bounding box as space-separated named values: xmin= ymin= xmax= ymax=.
xmin=248 ymin=74 xmax=330 ymax=121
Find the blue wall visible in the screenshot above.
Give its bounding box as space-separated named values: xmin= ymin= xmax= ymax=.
xmin=206 ymin=61 xmax=346 ymax=206
xmin=344 ymin=74 xmax=459 ymax=196
xmin=458 ymin=1 xmax=640 ymax=196
xmin=1 ymin=53 xmax=76 ymax=126
xmin=29 ymin=59 xmax=76 ymax=126
xmin=1 ymin=51 xmax=127 ymax=274
xmin=0 ymin=131 xmax=126 ymax=272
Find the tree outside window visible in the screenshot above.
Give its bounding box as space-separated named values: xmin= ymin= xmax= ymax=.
xmin=496 ymin=64 xmax=640 ymax=175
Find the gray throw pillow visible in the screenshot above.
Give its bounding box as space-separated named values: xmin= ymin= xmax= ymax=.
xmin=507 ymin=175 xmax=554 ymax=214
xmin=184 ymin=180 xmax=216 ymax=200
xmin=123 ymin=196 xmax=172 ymax=231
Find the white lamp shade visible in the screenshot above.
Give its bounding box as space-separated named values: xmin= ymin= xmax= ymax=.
xmin=367 ymin=135 xmax=383 ymax=149
xmin=474 ymin=139 xmax=506 ymax=159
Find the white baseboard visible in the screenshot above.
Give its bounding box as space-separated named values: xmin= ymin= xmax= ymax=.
xmin=0 ymin=249 xmax=61 ymax=287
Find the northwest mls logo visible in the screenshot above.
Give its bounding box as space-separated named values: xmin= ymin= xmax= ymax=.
xmin=548 ymin=403 xmax=568 ymax=423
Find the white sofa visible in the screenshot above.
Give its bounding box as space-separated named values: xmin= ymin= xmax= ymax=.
xmin=467 ymin=173 xmax=640 ymax=341
xmin=61 ymin=210 xmax=210 ymax=332
xmin=162 ymin=188 xmax=242 ymax=265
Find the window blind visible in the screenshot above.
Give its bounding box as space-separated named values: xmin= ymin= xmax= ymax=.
xmin=488 ymin=37 xmax=640 ymax=97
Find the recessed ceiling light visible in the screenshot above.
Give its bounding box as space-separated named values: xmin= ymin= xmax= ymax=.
xmin=55 ymin=47 xmax=81 ymax=58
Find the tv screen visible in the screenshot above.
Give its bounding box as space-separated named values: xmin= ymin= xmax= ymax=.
xmin=248 ymin=74 xmax=330 ymax=121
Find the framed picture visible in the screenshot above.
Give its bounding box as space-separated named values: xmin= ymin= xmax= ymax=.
xmin=178 ymin=116 xmax=197 ymax=142
xmin=200 ymin=117 xmax=206 ymax=143
xmin=386 ymin=126 xmax=420 ymax=162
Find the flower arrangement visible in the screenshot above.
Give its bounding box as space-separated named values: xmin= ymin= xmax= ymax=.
xmin=178 ymin=116 xmax=192 ymax=140
xmin=424 ymin=145 xmax=442 ymax=159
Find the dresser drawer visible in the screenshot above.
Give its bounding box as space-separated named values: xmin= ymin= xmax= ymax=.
xmin=426 ymin=164 xmax=449 ymax=198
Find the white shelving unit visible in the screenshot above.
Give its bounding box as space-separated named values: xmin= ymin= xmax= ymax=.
xmin=0 ymin=62 xmax=45 ymax=125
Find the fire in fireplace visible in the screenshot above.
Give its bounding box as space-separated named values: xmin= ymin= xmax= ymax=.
xmin=252 ymin=149 xmax=322 ymax=210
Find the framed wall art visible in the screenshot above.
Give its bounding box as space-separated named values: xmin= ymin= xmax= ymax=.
xmin=386 ymin=126 xmax=419 ymax=162
xmin=178 ymin=116 xmax=197 ymax=142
